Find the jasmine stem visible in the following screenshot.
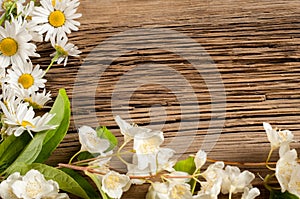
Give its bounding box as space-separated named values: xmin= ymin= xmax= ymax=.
xmin=58 ymin=163 xmax=106 ymax=175
xmin=68 ymin=150 xmax=82 ymax=164
xmin=265 ymin=148 xmax=276 ymax=171
xmin=206 ymin=158 xmax=277 ymax=166
xmin=228 ymin=191 xmax=232 ymax=199
xmin=191 ymin=170 xmax=200 ymax=194
xmin=72 ymin=150 xmax=133 ymax=165
xmin=117 ymin=140 xmax=131 ymax=166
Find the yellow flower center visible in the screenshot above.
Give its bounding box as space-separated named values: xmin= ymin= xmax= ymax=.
xmin=48 ymin=10 xmax=66 ymax=28
xmin=21 ymin=120 xmax=35 ymax=128
xmin=105 ymin=174 xmax=120 ymax=189
xmin=18 ymin=74 xmax=34 ymax=89
xmin=55 ymin=45 xmax=68 ymax=56
xmin=0 ymin=37 xmax=18 ymax=56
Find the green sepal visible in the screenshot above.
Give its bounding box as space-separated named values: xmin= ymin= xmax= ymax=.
xmin=96 ymin=126 xmax=118 ymax=152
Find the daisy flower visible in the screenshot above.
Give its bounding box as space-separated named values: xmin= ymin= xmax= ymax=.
xmin=0 ymin=100 xmax=57 ymax=137
xmin=0 ymin=84 xmax=20 ymax=107
xmin=50 ymin=34 xmax=81 ymax=66
xmin=6 ymin=61 xmax=46 ymax=93
xmin=32 ymin=0 xmax=82 ymax=41
xmin=17 ymin=1 xmax=43 ymax=42
xmin=14 ymin=87 xmax=52 ymax=109
xmin=0 ymin=17 xmax=39 ymax=68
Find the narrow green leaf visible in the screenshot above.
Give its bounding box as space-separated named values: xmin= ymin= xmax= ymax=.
xmin=173 ymin=156 xmax=196 ymax=175
xmin=96 ymin=126 xmax=118 ymax=152
xmin=60 ymin=168 xmax=100 ymax=199
xmin=269 ymin=190 xmax=299 ymax=199
xmin=30 ymin=163 xmax=90 ymax=199
xmin=35 ymin=89 xmax=70 ymax=163
xmin=3 ymin=131 xmax=47 ymax=175
xmin=0 ymin=133 xmax=30 ymax=173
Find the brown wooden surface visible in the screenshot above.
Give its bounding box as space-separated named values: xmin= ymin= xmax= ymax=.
xmin=44 ymin=0 xmax=300 ymax=198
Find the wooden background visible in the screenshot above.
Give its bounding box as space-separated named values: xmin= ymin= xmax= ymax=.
xmin=43 ymin=0 xmax=300 ymax=198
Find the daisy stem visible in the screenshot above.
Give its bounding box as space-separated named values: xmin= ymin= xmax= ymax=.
xmin=68 ymin=150 xmax=82 ymax=164
xmin=45 ymin=54 xmax=59 ymax=74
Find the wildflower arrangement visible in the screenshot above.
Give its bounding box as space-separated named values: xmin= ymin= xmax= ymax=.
xmin=0 ymin=1 xmax=299 ymax=199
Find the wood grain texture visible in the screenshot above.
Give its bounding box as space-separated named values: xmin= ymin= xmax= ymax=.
xmin=43 ymin=0 xmax=300 ymax=198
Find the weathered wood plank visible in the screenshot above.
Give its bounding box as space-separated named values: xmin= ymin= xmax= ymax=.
xmin=43 ymin=0 xmax=300 ymax=198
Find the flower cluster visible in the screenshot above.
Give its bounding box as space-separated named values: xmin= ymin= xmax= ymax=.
xmin=71 ymin=116 xmax=260 ymax=199
xmin=0 ymin=1 xmax=299 ymax=199
xmin=0 ymin=0 xmax=81 ymax=199
xmin=0 ymin=0 xmax=81 ymax=139
xmin=0 ymin=169 xmax=69 ymax=199
xmin=263 ymin=122 xmax=300 ymax=198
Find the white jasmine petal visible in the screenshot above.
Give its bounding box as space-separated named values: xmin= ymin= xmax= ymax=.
xmin=195 ymin=150 xmax=207 ymax=170
xmin=101 ymin=171 xmax=131 ymax=199
xmin=0 ymin=172 xmax=22 ymax=199
xmin=276 ymin=147 xmax=298 ymax=192
xmin=168 ymin=183 xmax=193 ymax=199
xmin=146 ymin=182 xmax=169 ymax=199
xmin=133 ymin=130 xmax=164 ymax=172
xmin=241 ymin=187 xmax=260 ymax=199
xmin=288 ymin=164 xmax=300 ymax=198
xmin=12 ymin=169 xmax=59 ymax=199
xmin=115 ymin=115 xmax=151 ymax=142
xmin=263 ymin=122 xmax=294 ymax=150
xmin=221 ymin=165 xmax=255 ymax=195
xmin=78 ymin=125 xmax=110 ymax=154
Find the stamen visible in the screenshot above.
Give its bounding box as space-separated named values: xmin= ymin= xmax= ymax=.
xmin=48 ymin=10 xmax=66 ymax=28
xmin=0 ymin=37 xmax=18 ymax=56
xmin=18 ymin=74 xmax=34 ymax=89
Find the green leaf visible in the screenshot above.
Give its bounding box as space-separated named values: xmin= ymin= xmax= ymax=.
xmin=77 ymin=151 xmax=95 ymax=161
xmin=0 ymin=133 xmax=31 ymax=173
xmin=30 ymin=163 xmax=90 ymax=199
xmin=96 ymin=126 xmax=118 ymax=152
xmin=3 ymin=131 xmax=47 ymax=175
xmin=60 ymin=168 xmax=100 ymax=199
xmin=173 ymin=156 xmax=196 ymax=175
xmin=269 ymin=190 xmax=299 ymax=199
xmin=35 ymin=89 xmax=70 ymax=163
